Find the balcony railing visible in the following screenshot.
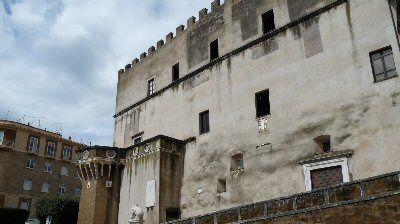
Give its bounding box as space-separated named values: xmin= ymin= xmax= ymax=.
xmin=0 ymin=140 xmax=15 ymax=149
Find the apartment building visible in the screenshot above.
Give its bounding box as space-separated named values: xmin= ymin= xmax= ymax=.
xmin=0 ymin=120 xmax=84 ymax=217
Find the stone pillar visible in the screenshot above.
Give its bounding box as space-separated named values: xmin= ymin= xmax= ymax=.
xmin=76 ymin=147 xmax=124 ymax=224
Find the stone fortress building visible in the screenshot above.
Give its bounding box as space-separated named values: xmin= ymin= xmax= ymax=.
xmin=76 ymin=0 xmax=400 ymax=223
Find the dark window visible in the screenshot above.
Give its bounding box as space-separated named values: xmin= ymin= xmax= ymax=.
xmin=0 ymin=195 xmax=4 ymax=208
xmin=230 ymin=153 xmax=244 ymax=171
xmin=255 ymin=90 xmax=270 ymax=118
xmin=322 ymin=141 xmax=331 ymax=153
xmin=199 ymin=111 xmax=210 ymax=134
xmin=166 ymin=208 xmax=181 ymax=222
xmin=148 ymin=78 xmax=155 ymax=96
xmin=314 ymin=135 xmax=332 ymax=153
xmin=262 ymin=10 xmax=275 ymax=34
xmin=210 ymin=39 xmax=219 ymax=61
xmin=370 ymin=46 xmax=397 ymax=82
xmin=133 ymin=136 xmax=142 ymax=145
xmin=311 ymin=166 xmax=343 ymax=189
xmin=172 ymin=63 xmax=180 ymax=82
xmin=217 ymin=179 xmax=227 ymax=193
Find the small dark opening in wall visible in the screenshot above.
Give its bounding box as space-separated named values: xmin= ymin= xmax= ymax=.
xmin=199 ymin=110 xmax=210 ymax=135
xmin=210 ymin=39 xmax=219 ymax=61
xmin=255 ymin=89 xmax=270 ymax=118
xmin=262 ymin=10 xmax=275 ymax=34
xmin=166 ymin=208 xmax=181 ymax=222
xmin=217 ymin=179 xmax=226 ymax=193
xmin=172 ymin=63 xmax=180 ymax=82
xmin=314 ymin=135 xmax=332 ymax=153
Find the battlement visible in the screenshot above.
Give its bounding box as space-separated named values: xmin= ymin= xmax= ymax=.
xmin=118 ymin=0 xmax=224 ymax=75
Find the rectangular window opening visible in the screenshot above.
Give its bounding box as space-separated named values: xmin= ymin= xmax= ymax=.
xmin=217 ymin=179 xmax=227 ymax=193
xmin=46 ymin=141 xmax=56 ymax=157
xmin=166 ymin=208 xmax=181 ymax=222
xmin=262 ymin=10 xmax=275 ymax=34
xmin=62 ymin=146 xmax=72 ymax=160
xmin=19 ymin=198 xmax=31 ymax=210
xmin=256 ymin=90 xmax=271 ymax=118
xmin=61 ymin=165 xmax=69 ymax=176
xmin=41 ymin=182 xmax=50 ymax=193
xmin=370 ymin=46 xmax=397 ymax=82
xmin=172 ymin=63 xmax=180 ymax=82
xmin=23 ymin=179 xmax=32 ymax=191
xmin=26 ymin=158 xmax=35 ymax=169
xmin=230 ymin=153 xmax=244 ymax=171
xmin=58 ymin=184 xmax=67 ymax=195
xmin=148 ymin=78 xmax=155 ymax=96
xmin=210 ymin=39 xmax=219 ymax=61
xmin=28 ymin=136 xmax=39 ymax=153
xmin=311 ymin=166 xmax=343 ymax=190
xmin=44 ymin=160 xmax=53 ymax=173
xmin=199 ymin=110 xmax=210 ymax=135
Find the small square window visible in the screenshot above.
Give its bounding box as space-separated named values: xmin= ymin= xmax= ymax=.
xmin=148 ymin=78 xmax=155 ymax=96
xmin=314 ymin=135 xmax=332 ymax=153
xmin=199 ymin=110 xmax=210 ymax=135
xmin=217 ymin=179 xmax=227 ymax=193
xmin=133 ymin=136 xmax=142 ymax=145
xmin=370 ymin=46 xmax=397 ymax=82
xmin=262 ymin=10 xmax=275 ymax=34
xmin=255 ymin=90 xmax=271 ymax=118
xmin=210 ymin=39 xmax=219 ymax=61
xmin=172 ymin=63 xmax=180 ymax=82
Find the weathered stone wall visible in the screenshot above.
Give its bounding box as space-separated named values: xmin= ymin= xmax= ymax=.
xmin=164 ymin=172 xmax=400 ymax=223
xmin=115 ymin=0 xmax=400 ymax=221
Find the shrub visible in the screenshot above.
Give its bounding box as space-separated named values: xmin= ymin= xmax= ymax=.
xmin=0 ymin=208 xmax=30 ymax=224
xmin=36 ymin=195 xmax=79 ymax=224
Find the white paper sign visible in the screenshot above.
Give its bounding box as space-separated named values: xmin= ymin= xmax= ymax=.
xmin=146 ymin=180 xmax=156 ymax=207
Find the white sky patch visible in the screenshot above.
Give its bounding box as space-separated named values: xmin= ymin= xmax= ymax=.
xmin=0 ymin=0 xmax=212 ymax=146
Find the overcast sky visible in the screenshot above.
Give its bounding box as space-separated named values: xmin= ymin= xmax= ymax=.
xmin=0 ymin=0 xmax=214 ymax=146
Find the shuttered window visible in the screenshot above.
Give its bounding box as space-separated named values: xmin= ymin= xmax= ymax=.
xmin=310 ymin=166 xmax=343 ymax=189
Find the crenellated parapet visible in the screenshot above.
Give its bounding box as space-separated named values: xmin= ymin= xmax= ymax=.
xmin=118 ymin=0 xmax=224 ymax=75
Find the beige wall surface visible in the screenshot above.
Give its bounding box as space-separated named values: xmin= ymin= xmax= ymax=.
xmin=115 ymin=0 xmax=400 ymax=220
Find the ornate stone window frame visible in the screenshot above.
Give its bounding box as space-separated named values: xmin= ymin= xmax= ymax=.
xmin=299 ymin=150 xmax=354 ymax=191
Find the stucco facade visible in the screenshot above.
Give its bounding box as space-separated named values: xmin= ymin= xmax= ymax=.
xmin=77 ymin=0 xmax=400 ymax=223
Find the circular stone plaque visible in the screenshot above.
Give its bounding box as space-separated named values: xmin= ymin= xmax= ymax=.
xmin=106 ymin=150 xmax=117 ymax=159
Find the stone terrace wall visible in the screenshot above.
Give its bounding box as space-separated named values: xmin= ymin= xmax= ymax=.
xmin=164 ymin=171 xmax=400 ymax=224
